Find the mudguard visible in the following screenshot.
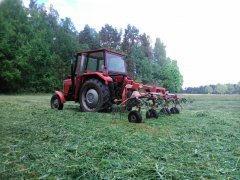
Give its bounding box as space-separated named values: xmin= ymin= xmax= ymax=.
xmin=84 ymin=72 xmax=113 ymax=84
xmin=55 ymin=90 xmax=66 ymax=103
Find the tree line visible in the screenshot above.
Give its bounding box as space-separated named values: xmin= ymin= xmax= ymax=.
xmin=0 ymin=0 xmax=183 ymax=93
xmin=181 ymin=83 xmax=240 ymax=94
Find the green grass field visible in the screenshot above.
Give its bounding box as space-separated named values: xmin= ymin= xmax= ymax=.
xmin=0 ymin=94 xmax=239 ymax=179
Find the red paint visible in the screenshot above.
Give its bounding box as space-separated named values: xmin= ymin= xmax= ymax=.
xmin=53 ymin=48 xmax=170 ymax=109
xmin=55 ymin=90 xmax=66 ymax=103
xmin=84 ymin=72 xmax=113 ymax=84
xmin=63 ymin=79 xmax=72 ymax=97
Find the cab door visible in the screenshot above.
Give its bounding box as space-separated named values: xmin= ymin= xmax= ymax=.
xmin=74 ymin=54 xmax=86 ymax=99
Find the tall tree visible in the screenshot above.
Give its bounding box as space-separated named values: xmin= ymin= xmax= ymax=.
xmin=226 ymin=83 xmax=235 ymax=94
xmin=17 ymin=2 xmax=60 ymax=92
xmin=139 ymin=33 xmax=152 ymax=59
xmin=99 ymin=24 xmax=121 ymax=51
xmin=0 ymin=0 xmax=81 ymax=92
xmin=161 ymin=59 xmax=183 ymax=92
xmin=151 ymin=64 xmax=162 ymax=85
xmin=236 ymin=82 xmax=240 ymax=94
xmin=79 ymin=25 xmax=100 ymax=50
xmin=153 ymin=38 xmax=167 ymax=67
xmin=52 ymin=17 xmax=80 ymax=81
xmin=130 ymin=45 xmax=152 ymax=83
xmin=204 ymin=86 xmax=213 ymax=94
xmin=122 ymin=24 xmax=139 ymax=54
xmin=0 ymin=0 xmax=28 ymax=92
xmin=0 ymin=0 xmax=184 ymax=93
xmin=121 ymin=25 xmax=140 ymax=77
xmin=215 ymin=84 xmax=228 ymax=94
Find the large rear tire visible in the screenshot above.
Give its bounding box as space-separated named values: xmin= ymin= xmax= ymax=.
xmin=79 ymin=79 xmax=110 ymax=112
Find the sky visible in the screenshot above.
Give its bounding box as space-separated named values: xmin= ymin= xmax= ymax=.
xmin=23 ymin=0 xmax=240 ymax=87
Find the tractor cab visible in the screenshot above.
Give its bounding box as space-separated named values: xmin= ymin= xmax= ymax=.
xmin=73 ymin=49 xmax=126 ymax=77
xmin=58 ymin=49 xmax=128 ymax=112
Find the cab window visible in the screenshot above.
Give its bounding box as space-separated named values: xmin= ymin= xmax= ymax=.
xmin=86 ymin=51 xmax=104 ymax=72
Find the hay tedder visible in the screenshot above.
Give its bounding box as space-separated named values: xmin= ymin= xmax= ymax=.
xmin=50 ymin=49 xmax=185 ymax=123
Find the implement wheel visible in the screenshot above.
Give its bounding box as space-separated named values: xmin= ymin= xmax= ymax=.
xmin=50 ymin=94 xmax=63 ymax=110
xmin=160 ymin=107 xmax=171 ymax=115
xmin=128 ymin=110 xmax=142 ymax=123
xmin=170 ymin=107 xmax=180 ymax=114
xmin=151 ymin=109 xmax=159 ymax=118
xmin=146 ymin=110 xmax=151 ymax=119
xmin=146 ymin=109 xmax=158 ymax=119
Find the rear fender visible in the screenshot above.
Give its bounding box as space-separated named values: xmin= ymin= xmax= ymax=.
xmin=55 ymin=90 xmax=66 ymax=103
xmin=83 ymin=72 xmax=112 ymax=85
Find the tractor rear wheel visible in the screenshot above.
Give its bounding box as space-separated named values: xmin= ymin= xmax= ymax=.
xmin=128 ymin=110 xmax=142 ymax=123
xmin=80 ymin=79 xmax=110 ymax=112
xmin=50 ymin=94 xmax=63 ymax=110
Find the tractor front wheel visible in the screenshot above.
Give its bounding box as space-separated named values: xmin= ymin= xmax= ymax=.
xmin=128 ymin=110 xmax=142 ymax=123
xmin=80 ymin=79 xmax=110 ymax=112
xmin=50 ymin=94 xmax=63 ymax=110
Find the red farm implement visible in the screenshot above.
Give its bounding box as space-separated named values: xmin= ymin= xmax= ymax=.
xmin=50 ymin=49 xmax=183 ymax=123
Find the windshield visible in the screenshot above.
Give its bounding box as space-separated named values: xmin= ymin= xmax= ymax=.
xmin=106 ymin=53 xmax=126 ymax=74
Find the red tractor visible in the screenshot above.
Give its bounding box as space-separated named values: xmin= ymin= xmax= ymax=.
xmin=50 ymin=49 xmax=179 ymax=122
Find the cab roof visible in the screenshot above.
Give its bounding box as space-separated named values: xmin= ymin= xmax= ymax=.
xmin=76 ymin=48 xmax=126 ymax=57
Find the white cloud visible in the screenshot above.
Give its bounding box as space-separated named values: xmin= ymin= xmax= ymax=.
xmin=23 ymin=0 xmax=240 ymax=87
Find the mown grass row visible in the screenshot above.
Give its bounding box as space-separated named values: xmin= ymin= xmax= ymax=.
xmin=0 ymin=94 xmax=240 ymax=179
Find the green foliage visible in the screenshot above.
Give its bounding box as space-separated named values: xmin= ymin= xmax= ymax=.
xmin=139 ymin=33 xmax=152 ymax=59
xmin=0 ymin=0 xmax=27 ymax=92
xmin=215 ymin=84 xmax=228 ymax=94
xmin=79 ymin=25 xmax=100 ymax=50
xmin=161 ymin=59 xmax=183 ymax=92
xmin=0 ymin=0 xmax=80 ymax=93
xmin=154 ymin=38 xmax=167 ymax=67
xmin=130 ymin=46 xmax=152 ymax=83
xmin=226 ymin=83 xmax=235 ymax=94
xmin=121 ymin=25 xmax=140 ymax=78
xmin=183 ymin=82 xmax=240 ymax=94
xmin=204 ymin=86 xmax=213 ymax=94
xmin=1 ymin=94 xmax=240 ymax=178
xmin=122 ymin=24 xmax=140 ymax=54
xmin=0 ymin=0 xmax=183 ymax=93
xmin=120 ymin=26 xmax=182 ymax=92
xmin=151 ymin=64 xmax=163 ymax=85
xmin=99 ymin=24 xmax=121 ymax=51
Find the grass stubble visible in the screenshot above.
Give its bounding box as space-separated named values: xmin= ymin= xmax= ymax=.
xmin=0 ymin=94 xmax=239 ymax=179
